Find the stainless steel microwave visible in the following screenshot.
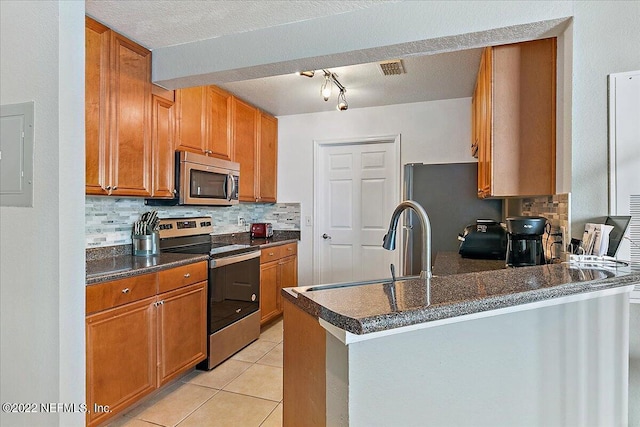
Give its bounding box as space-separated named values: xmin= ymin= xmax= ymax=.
xmin=146 ymin=151 xmax=239 ymax=206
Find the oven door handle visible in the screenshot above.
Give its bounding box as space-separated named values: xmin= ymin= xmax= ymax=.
xmin=210 ymin=250 xmax=261 ymax=268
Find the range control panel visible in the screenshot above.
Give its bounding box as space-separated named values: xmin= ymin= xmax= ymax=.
xmin=157 ymin=217 xmax=213 ymax=239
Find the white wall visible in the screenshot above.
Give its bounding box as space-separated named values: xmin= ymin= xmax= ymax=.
xmin=277 ymin=98 xmax=473 ymax=285
xmin=337 ymin=292 xmax=630 ymax=426
xmin=570 ymin=1 xmax=640 ymax=236
xmin=0 ymin=2 xmax=85 ymax=426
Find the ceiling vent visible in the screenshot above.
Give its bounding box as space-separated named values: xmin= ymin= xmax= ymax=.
xmin=378 ymin=59 xmax=405 ymax=76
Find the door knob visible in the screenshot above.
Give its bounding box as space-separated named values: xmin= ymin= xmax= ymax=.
xmin=322 ymin=233 xmax=331 ymax=240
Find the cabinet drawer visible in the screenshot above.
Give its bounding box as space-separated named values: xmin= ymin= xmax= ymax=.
xmin=158 ymin=261 xmax=208 ymax=293
xmin=260 ymin=246 xmax=283 ymax=263
xmin=280 ymin=243 xmax=297 ymax=257
xmin=260 ymin=242 xmax=297 ymax=263
xmin=86 ymin=273 xmax=157 ymax=314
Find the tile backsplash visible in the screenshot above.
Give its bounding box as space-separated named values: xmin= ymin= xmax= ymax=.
xmin=86 ymin=197 xmax=301 ymax=248
xmin=519 ymin=193 xmax=570 ymax=261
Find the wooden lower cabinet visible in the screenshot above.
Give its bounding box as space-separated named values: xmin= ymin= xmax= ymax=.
xmin=260 ymin=260 xmax=280 ymax=324
xmin=157 ymin=282 xmax=207 ymax=386
xmin=259 ymin=243 xmax=298 ymax=325
xmin=86 ymin=263 xmax=207 ymax=427
xmin=86 ymin=296 xmax=157 ymax=427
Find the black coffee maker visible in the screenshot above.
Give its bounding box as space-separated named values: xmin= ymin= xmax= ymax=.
xmin=505 ymin=216 xmax=547 ymax=267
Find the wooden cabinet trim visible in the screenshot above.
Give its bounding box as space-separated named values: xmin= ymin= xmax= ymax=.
xmin=283 ymin=299 xmax=326 ymax=427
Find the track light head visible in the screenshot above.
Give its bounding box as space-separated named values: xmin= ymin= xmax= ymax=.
xmin=297 ymin=70 xmax=315 ymax=78
xmin=337 ymin=89 xmax=348 ymax=111
xmin=321 ymin=72 xmax=332 ymax=101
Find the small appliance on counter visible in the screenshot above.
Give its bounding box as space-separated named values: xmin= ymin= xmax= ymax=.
xmin=458 ymin=219 xmax=507 ymax=259
xmin=505 ymin=216 xmax=547 ymax=267
xmin=250 ymin=222 xmax=273 ymax=239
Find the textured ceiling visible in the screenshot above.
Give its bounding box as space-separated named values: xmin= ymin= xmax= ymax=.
xmin=85 ymin=0 xmax=392 ymax=49
xmin=85 ymin=1 xmax=568 ymax=116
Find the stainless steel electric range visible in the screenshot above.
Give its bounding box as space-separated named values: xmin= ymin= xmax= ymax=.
xmin=158 ymin=217 xmax=261 ymax=370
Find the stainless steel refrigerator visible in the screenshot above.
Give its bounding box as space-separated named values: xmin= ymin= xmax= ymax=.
xmin=403 ymin=162 xmax=503 ymax=276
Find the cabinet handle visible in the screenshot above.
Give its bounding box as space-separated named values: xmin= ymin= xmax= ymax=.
xmin=204 ymin=150 xmax=213 ymax=155
xmin=112 ymin=186 xmax=117 ymax=190
xmin=268 ymin=252 xmax=275 ymax=256
xmin=105 ymin=185 xmax=111 ymax=191
xmin=287 ymin=247 xmax=293 ymax=251
xmin=121 ymin=288 xmax=130 ymax=294
xmin=154 ymin=300 xmax=164 ymax=307
xmin=184 ymin=273 xmax=191 ymax=278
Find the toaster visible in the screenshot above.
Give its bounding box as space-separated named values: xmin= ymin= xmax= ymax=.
xmin=458 ymin=220 xmax=507 ymax=259
xmin=250 ymin=222 xmax=273 ymax=239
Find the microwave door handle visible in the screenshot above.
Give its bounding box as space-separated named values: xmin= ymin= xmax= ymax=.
xmin=226 ymin=173 xmax=235 ymax=201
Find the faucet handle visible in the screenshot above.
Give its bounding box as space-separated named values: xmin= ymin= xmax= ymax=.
xmin=390 ymin=263 xmax=396 ymax=282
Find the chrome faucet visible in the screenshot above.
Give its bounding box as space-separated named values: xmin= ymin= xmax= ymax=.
xmin=382 ymin=200 xmax=432 ymax=280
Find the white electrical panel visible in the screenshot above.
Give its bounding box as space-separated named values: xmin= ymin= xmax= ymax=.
xmin=0 ymin=101 xmax=34 ymax=207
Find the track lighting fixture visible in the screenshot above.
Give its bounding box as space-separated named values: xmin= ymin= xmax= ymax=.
xmin=297 ymin=68 xmax=349 ymax=111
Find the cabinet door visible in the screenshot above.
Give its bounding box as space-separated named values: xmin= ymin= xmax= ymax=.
xmin=258 ymin=112 xmax=278 ymax=202
xmin=109 ymin=32 xmax=152 ymax=196
xmin=206 ymin=86 xmax=233 ymax=160
xmin=157 ymin=281 xmax=207 ymax=386
xmin=260 ymin=260 xmax=279 ymax=325
xmin=175 ymin=86 xmax=206 ymax=153
xmin=151 ymin=95 xmax=175 ymax=198
xmin=278 ymin=255 xmax=298 ymax=312
xmin=85 ymin=17 xmax=110 ymax=196
xmin=232 ymin=97 xmax=258 ymax=202
xmin=86 ymin=296 xmax=156 ymax=427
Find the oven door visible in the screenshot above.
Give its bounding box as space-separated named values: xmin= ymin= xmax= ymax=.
xmin=179 ymin=159 xmax=239 ymax=206
xmin=208 ymin=251 xmax=260 ymax=333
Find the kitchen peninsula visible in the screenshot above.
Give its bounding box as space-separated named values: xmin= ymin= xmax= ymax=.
xmin=282 ymin=262 xmax=640 ymax=426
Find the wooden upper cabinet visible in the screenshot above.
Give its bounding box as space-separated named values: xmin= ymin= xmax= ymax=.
xmin=174 ymin=85 xmax=232 ymax=160
xmin=257 ymin=112 xmax=278 ymax=203
xmin=206 ymin=86 xmax=233 ymax=160
xmin=174 ymin=86 xmax=206 ymax=154
xmin=151 ymin=94 xmax=175 ymax=198
xmin=85 ymin=17 xmax=152 ymax=197
xmin=85 ymin=17 xmax=110 ymax=195
xmin=475 ymin=38 xmax=556 ymax=198
xmin=109 ymin=32 xmax=152 ymax=196
xmin=232 ymin=97 xmax=258 ymax=202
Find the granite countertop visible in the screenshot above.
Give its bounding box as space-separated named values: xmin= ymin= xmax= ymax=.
xmin=211 ymin=230 xmax=299 ymax=249
xmin=86 ymin=253 xmax=210 ymax=285
xmin=283 ymin=262 xmax=640 ymax=336
xmin=86 ymin=231 xmax=299 ymax=285
xmin=433 ymin=251 xmax=506 ymax=276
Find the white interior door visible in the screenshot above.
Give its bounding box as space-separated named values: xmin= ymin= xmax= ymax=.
xmin=316 ymin=139 xmax=399 ymax=285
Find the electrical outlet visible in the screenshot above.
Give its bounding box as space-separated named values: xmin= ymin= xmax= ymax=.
xmin=237 ymin=216 xmax=245 ymax=226
xmin=560 ymin=226 xmax=567 ymax=252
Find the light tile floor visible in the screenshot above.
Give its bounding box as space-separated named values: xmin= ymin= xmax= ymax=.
xmin=107 ymin=318 xmax=284 ymax=427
